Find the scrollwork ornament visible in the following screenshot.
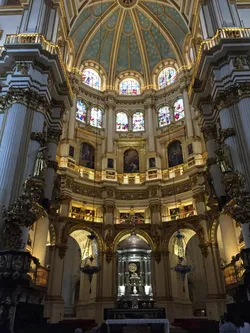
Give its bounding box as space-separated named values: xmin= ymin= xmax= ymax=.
xmin=57 ymin=244 xmax=68 ymax=259
xmin=201 ymin=125 xmax=217 ymax=142
xmin=220 ymin=128 xmax=235 ymax=142
xmin=30 ymin=132 xmax=46 ymax=144
xmin=47 ymin=128 xmax=62 ymax=144
xmin=206 ymin=157 xmax=217 ymax=167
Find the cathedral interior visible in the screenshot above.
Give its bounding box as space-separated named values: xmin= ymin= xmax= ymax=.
xmin=1 ymin=0 xmax=250 ymax=332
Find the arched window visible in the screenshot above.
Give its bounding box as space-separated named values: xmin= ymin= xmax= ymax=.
xmin=82 ymin=68 xmax=101 ymax=90
xmin=90 ymin=107 xmax=102 ymax=128
xmin=119 ymin=78 xmax=140 ymax=95
xmin=158 ymin=106 xmax=171 ymax=127
xmin=168 ymin=141 xmax=183 ymax=168
xmin=116 ymin=112 xmax=128 ymax=131
xmin=79 ymin=143 xmax=95 ymax=169
xmin=124 ymin=149 xmax=139 ymax=173
xmin=76 ymin=100 xmax=87 ymax=123
xmin=158 ymin=67 xmax=177 ymax=89
xmin=174 ymin=98 xmax=185 ymax=121
xmin=132 ymin=112 xmax=144 ymax=132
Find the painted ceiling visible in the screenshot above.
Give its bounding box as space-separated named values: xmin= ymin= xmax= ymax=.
xmin=69 ymin=0 xmax=189 ymax=83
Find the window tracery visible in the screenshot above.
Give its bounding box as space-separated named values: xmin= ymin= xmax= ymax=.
xmin=116 ymin=112 xmax=129 ymax=131
xmin=90 ymin=107 xmax=103 ymax=128
xmin=174 ymin=98 xmax=185 ymax=121
xmin=119 ymin=78 xmax=140 ymax=95
xmin=82 ymin=68 xmax=101 ymax=90
xmin=158 ymin=67 xmax=177 ymax=89
xmin=132 ymin=112 xmax=145 ymax=131
xmin=76 ymin=100 xmax=87 ymax=123
xmin=158 ymin=106 xmax=171 ymax=127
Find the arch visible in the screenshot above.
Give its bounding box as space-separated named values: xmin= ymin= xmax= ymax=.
xmin=113 ymin=229 xmax=154 ymax=252
xmin=79 ymin=142 xmax=95 ymax=169
xmin=115 ymin=71 xmax=144 ymax=93
xmin=116 ymin=111 xmax=129 ymax=131
xmin=158 ymin=105 xmax=171 ymax=127
xmin=61 ymin=222 xmax=104 ymax=253
xmin=174 ymin=98 xmax=185 ymax=121
xmin=152 ymin=59 xmax=178 ymax=89
xmin=158 ymin=67 xmax=177 ymax=90
xmin=76 ymin=99 xmax=87 ymax=123
xmin=124 ymin=149 xmax=139 ymax=173
xmin=168 ymin=140 xmax=183 ymax=167
xmin=132 ymin=111 xmax=145 ymax=132
xmin=82 ymin=68 xmax=101 ymax=90
xmin=79 ymin=60 xmax=107 ymax=91
xmin=90 ymin=106 xmax=103 ymax=128
xmin=119 ymin=77 xmax=140 ymax=96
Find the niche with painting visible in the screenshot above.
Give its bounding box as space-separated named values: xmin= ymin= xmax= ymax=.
xmin=168 ymin=141 xmax=184 ymax=168
xmin=79 ymin=143 xmax=95 ymax=169
xmin=124 ymin=149 xmax=139 ymax=173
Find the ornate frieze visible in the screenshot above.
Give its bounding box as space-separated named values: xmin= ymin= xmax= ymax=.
xmin=116 ymin=191 xmax=148 ymax=200
xmin=30 ymin=132 xmax=46 ymax=144
xmin=201 ymin=125 xmax=217 ymax=142
xmin=4 ymin=88 xmax=49 ymax=114
xmin=71 ymin=182 xmax=103 ymax=198
xmin=161 ymin=181 xmax=192 ymax=196
xmin=220 ymin=128 xmax=235 ymax=142
xmin=47 ymin=128 xmax=62 ymax=144
xmin=47 ymin=160 xmax=58 ymax=172
xmin=215 ymin=83 xmax=250 ymax=110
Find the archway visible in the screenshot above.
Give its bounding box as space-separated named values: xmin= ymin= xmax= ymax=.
xmin=116 ymin=232 xmax=153 ymax=309
xmin=168 ymin=228 xmax=208 ymax=317
xmin=61 ymin=228 xmax=101 ymax=318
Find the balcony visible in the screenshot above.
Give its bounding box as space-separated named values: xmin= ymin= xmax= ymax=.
xmin=1 ymin=33 xmax=73 ymax=98
xmin=28 ymin=265 xmax=49 ymax=289
xmin=115 ymin=217 xmax=151 ymax=225
xmin=222 ymin=255 xmax=245 ymax=289
xmin=189 ymin=27 xmax=250 ymax=96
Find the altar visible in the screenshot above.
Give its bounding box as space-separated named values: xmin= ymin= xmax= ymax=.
xmin=106 ymin=319 xmax=170 ymax=333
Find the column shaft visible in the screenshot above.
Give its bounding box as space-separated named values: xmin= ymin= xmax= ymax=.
xmin=219 ymin=214 xmax=239 ymax=263
xmin=32 ymin=216 xmax=49 ymax=266
xmin=183 ymin=90 xmax=194 ymax=138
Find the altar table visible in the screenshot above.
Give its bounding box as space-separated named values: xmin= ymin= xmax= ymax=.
xmin=106 ymin=318 xmax=170 ymax=333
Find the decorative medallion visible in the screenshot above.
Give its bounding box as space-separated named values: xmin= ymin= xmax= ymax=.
xmin=129 ymin=263 xmax=137 ymax=273
xmin=118 ymin=0 xmax=139 ymax=9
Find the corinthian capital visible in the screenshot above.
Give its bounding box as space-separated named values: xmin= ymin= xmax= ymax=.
xmin=201 ymin=125 xmax=217 ymax=142
xmin=47 ymin=128 xmax=62 ymax=144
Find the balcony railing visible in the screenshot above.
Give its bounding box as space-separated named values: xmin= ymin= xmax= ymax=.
xmin=3 ymin=33 xmax=73 ymax=98
xmin=189 ymin=27 xmax=250 ymax=96
xmin=222 ymin=255 xmax=245 ymax=288
xmin=115 ymin=218 xmax=151 ymax=225
xmin=28 ymin=264 xmax=49 ymax=289
xmin=162 ymin=209 xmax=196 ymax=222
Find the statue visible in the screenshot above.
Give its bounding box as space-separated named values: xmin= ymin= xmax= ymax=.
xmin=216 ymin=144 xmax=233 ymax=173
xmin=33 ymin=145 xmax=48 ymax=179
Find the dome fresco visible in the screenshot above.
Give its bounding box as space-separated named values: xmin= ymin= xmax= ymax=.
xmin=69 ymin=0 xmax=189 ymax=83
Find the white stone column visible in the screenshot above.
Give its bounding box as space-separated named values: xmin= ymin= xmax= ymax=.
xmin=0 ymin=103 xmax=27 ymax=211
xmin=32 ymin=216 xmax=49 ymax=266
xmin=182 ymin=89 xmax=194 ymax=138
xmin=201 ymin=123 xmax=225 ymax=198
xmin=103 ymin=201 xmax=115 ymax=225
xmin=145 ymin=102 xmax=155 ymax=152
xmin=149 ymin=202 xmax=161 ymax=224
xmin=68 ymin=94 xmax=77 ymax=141
xmin=107 ymin=102 xmax=115 ymax=153
xmin=219 ymin=214 xmax=239 ymax=263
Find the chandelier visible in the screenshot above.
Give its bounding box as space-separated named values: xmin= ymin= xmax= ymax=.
xmin=80 ymin=231 xmax=101 ymax=293
xmin=171 ymin=230 xmax=194 ymax=290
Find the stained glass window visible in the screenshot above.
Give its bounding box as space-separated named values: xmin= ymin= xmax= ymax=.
xmin=158 ymin=67 xmax=177 ymax=89
xmin=158 ymin=106 xmax=171 ymax=127
xmin=116 ymin=112 xmax=129 ymax=131
xmin=76 ymin=100 xmax=87 ymax=123
xmin=119 ymin=78 xmax=140 ymax=95
xmin=174 ymin=98 xmax=185 ymax=121
xmin=82 ymin=68 xmax=101 ymax=90
xmin=90 ymin=107 xmax=102 ymax=128
xmin=132 ymin=112 xmax=144 ymax=131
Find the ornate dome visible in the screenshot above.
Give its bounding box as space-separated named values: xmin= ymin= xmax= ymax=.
xmin=69 ymin=0 xmax=189 ymax=86
xmin=118 ymin=233 xmax=150 ymax=250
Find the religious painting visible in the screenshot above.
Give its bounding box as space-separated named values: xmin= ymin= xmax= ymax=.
xmin=134 ymin=212 xmax=144 ymax=224
xmin=168 ymin=141 xmax=184 ymax=167
xmin=124 ymin=149 xmax=139 ymax=173
xmin=120 ymin=212 xmax=130 ymax=224
xmin=188 ymin=143 xmax=193 ymax=155
xmin=184 ymin=204 xmax=194 ymax=217
xmin=79 ymin=143 xmax=95 ymax=169
xmin=170 ymin=208 xmax=180 ymax=220
xmin=69 ymin=145 xmax=75 ymax=158
xmin=149 ymin=157 xmax=156 ymax=168
xmin=107 ymin=158 xmax=114 ymax=169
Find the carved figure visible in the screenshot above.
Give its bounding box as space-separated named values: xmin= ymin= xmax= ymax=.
xmin=216 ymin=144 xmax=233 ymax=173
xmin=33 ymin=145 xmax=48 ymax=179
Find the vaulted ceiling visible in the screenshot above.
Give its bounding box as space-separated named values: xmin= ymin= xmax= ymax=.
xmin=59 ymin=0 xmax=199 ymax=85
